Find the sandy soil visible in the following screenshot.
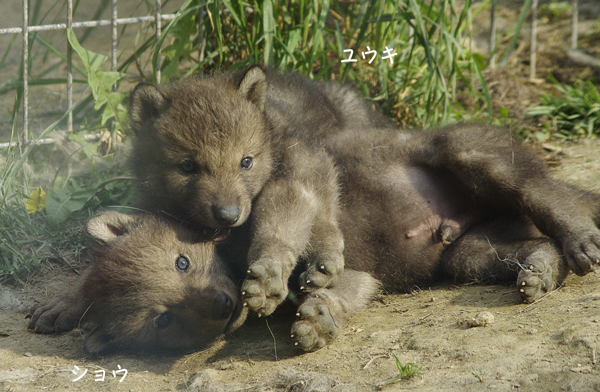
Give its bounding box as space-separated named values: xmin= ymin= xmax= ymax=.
xmin=0 ymin=140 xmax=599 ymax=392
xmin=1 ymin=1 xmax=600 ymax=391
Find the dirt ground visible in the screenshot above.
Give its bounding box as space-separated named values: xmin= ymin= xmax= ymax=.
xmin=2 ymin=1 xmax=600 ymax=391
xmin=2 ymin=139 xmax=600 ymax=392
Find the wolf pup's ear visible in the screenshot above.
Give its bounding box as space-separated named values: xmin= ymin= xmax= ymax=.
xmin=237 ymin=66 xmax=267 ymax=111
xmin=129 ymin=83 xmax=168 ymax=135
xmin=87 ymin=211 xmax=138 ymax=244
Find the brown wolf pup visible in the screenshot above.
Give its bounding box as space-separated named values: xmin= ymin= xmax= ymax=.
xmin=28 ymin=211 xmax=248 ymax=353
xmin=128 ymin=68 xmax=349 ymax=318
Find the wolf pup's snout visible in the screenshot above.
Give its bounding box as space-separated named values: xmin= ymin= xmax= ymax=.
xmin=212 ymin=205 xmax=241 ymax=226
xmin=212 ymin=292 xmax=234 ymax=320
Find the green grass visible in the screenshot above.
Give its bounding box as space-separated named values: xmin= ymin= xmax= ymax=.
xmin=0 ymin=198 xmax=86 ymax=285
xmin=0 ymin=0 xmax=499 ymax=285
xmin=386 ymin=352 xmax=422 ymax=384
xmin=526 ymin=74 xmax=600 ymax=141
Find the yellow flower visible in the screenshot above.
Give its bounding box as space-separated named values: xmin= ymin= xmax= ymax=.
xmin=26 ymin=187 xmax=46 ymax=214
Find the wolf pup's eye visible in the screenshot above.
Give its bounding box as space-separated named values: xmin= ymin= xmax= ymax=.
xmin=175 ymin=255 xmax=190 ymax=272
xmin=180 ymin=160 xmax=196 ymax=174
xmin=241 ymin=157 xmax=253 ymax=170
xmin=154 ymin=313 xmax=171 ymax=329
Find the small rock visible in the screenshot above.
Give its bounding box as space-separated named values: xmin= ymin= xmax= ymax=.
xmin=458 ymin=311 xmax=494 ymax=328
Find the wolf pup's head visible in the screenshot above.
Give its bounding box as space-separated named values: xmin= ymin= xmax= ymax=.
xmin=80 ymin=211 xmax=247 ymax=354
xmin=129 ymin=66 xmax=274 ymax=230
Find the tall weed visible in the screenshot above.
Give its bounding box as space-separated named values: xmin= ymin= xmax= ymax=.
xmin=527 ymin=75 xmax=600 ymax=140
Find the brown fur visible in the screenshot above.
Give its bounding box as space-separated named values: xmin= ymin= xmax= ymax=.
xmin=28 ymin=68 xmax=600 ymax=354
xmin=29 ymin=212 xmax=247 ymax=354
xmin=129 ymin=68 xmax=346 ymax=317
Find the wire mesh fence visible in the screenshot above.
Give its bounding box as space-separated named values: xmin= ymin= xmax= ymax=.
xmin=0 ymin=0 xmax=180 ymax=149
xmin=0 ymin=0 xmax=591 ymax=150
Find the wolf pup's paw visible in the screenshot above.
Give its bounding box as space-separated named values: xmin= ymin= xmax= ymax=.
xmin=28 ymin=296 xmax=81 ymax=334
xmin=563 ymin=230 xmax=600 ymax=276
xmin=298 ymin=253 xmax=344 ymax=291
xmin=291 ymin=291 xmax=346 ymax=352
xmin=241 ymin=260 xmax=289 ymax=317
xmin=517 ymin=259 xmax=558 ymax=304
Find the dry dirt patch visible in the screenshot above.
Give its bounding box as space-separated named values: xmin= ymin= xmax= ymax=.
xmin=1 ymin=139 xmax=600 ymax=392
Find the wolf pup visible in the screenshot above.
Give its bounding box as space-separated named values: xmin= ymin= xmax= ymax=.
xmin=28 ymin=211 xmax=248 ymax=354
xmin=128 ymin=67 xmax=349 ymax=318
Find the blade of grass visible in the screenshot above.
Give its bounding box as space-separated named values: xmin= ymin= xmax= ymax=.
xmin=499 ymin=0 xmax=532 ymax=68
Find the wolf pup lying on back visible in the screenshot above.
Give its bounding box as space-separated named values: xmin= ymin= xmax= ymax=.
xmin=130 ymin=66 xmax=600 ymax=309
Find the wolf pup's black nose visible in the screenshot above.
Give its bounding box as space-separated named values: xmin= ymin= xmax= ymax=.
xmin=213 ymin=205 xmax=240 ymax=226
xmin=211 ymin=292 xmax=234 ymax=320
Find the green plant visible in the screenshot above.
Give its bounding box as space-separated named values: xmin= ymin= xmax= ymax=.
xmin=386 ymin=352 xmax=422 ymax=384
xmin=539 ymin=1 xmax=571 ymax=19
xmin=151 ymin=0 xmax=489 ymax=127
xmin=526 ymin=75 xmax=600 ymax=141
xmin=471 ymin=367 xmax=485 ymax=382
xmin=1 ymin=0 xmax=492 ymax=285
xmin=66 ymin=29 xmax=128 ymax=139
xmin=0 ymin=196 xmax=86 ymax=285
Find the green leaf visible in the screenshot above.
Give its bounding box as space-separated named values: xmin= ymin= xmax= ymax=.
xmin=67 ymin=28 xmax=107 ymax=74
xmin=69 ymin=133 xmax=97 ymax=159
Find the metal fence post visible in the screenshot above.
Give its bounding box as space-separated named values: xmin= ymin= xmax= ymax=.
xmin=22 ymin=0 xmax=29 ymax=146
xmin=156 ymin=0 xmax=162 ymax=84
xmin=571 ymin=0 xmax=578 ymax=50
xmin=67 ymin=0 xmax=73 ymax=133
xmin=530 ymin=0 xmax=538 ymax=80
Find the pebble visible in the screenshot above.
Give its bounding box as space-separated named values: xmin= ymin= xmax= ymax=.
xmin=459 ymin=311 xmax=495 ymax=328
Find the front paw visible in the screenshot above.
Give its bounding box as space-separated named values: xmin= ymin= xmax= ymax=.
xmin=563 ymin=230 xmax=600 ymax=276
xmin=298 ymin=254 xmax=344 ymax=291
xmin=241 ymin=261 xmax=288 ymax=317
xmin=291 ymin=292 xmax=343 ymax=352
xmin=28 ymin=296 xmax=80 ymax=334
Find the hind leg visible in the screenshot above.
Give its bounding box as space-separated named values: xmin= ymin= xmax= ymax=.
xmin=291 ymin=270 xmax=379 ymax=351
xmin=413 ymin=124 xmax=600 ymax=276
xmin=442 ymin=217 xmax=570 ymax=303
